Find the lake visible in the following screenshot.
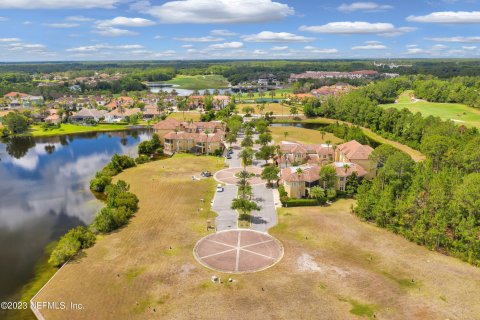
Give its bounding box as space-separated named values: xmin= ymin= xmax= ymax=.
xmin=0 ymin=130 xmax=151 ymax=301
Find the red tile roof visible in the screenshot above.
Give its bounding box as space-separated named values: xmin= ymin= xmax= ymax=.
xmin=337 ymin=140 xmax=373 ymax=160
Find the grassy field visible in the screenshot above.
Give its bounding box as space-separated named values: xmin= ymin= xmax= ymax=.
xmin=33 ymin=180 xmax=480 ymax=320
xmin=29 ymin=123 xmax=130 ymax=137
xmin=167 ymin=112 xmax=203 ymax=122
xmin=270 ymin=126 xmax=343 ymax=145
xmin=236 ymin=88 xmax=293 ymax=101
xmin=164 ymin=75 xmax=230 ymax=90
xmin=240 ymin=103 xmax=299 ymax=115
xmin=273 ymin=118 xmax=426 ymax=162
xmin=381 ymin=90 xmax=480 ymax=128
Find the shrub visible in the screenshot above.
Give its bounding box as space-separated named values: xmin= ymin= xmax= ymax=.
xmin=138 ymin=134 xmax=162 ymax=155
xmin=93 ymin=206 xmax=134 ymax=233
xmin=135 ymin=154 xmax=150 ymax=164
xmin=48 ymin=226 xmax=96 ymax=267
xmin=285 ymin=199 xmax=319 ymax=207
xmin=89 ymin=173 xmax=112 ymax=192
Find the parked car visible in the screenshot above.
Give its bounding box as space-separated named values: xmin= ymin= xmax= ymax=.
xmin=225 ymin=154 xmax=232 ymax=159
xmin=216 ymin=184 xmax=224 ymax=192
xmin=201 ymin=171 xmax=212 ymax=177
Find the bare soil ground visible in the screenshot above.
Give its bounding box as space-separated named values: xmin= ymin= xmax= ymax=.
xmin=34 ymin=156 xmax=480 ymax=320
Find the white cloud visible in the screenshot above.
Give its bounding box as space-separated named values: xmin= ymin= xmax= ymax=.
xmin=208 ymin=42 xmax=244 ymax=50
xmin=66 ymin=44 xmax=144 ymax=52
xmin=304 ymin=46 xmax=339 ymax=54
xmin=0 ymin=16 xmax=8 ymax=21
xmin=271 ymin=46 xmax=288 ymax=50
xmin=427 ymin=36 xmax=480 ymax=43
xmin=0 ymin=38 xmax=21 ymax=42
xmin=352 ymin=41 xmax=387 ymax=50
xmin=407 ymin=11 xmax=480 ymax=24
xmin=96 ymin=17 xmax=155 ymax=28
xmin=462 ymin=46 xmax=477 ymax=50
xmin=174 ymin=36 xmax=224 ymax=42
xmin=153 ymin=35 xmax=163 ymax=39
xmin=211 ymin=29 xmax=238 ymax=36
xmin=253 ymin=49 xmax=268 ymax=55
xmin=66 ymin=16 xmax=94 ymax=22
xmin=23 ymin=21 xmax=32 ymax=25
xmin=406 ymin=48 xmax=425 ymax=54
xmin=242 ymin=31 xmax=314 ymax=43
xmin=431 ymin=44 xmax=448 ymax=50
xmin=45 ymin=23 xmax=79 ymax=28
xmin=300 ymin=21 xmax=415 ymax=36
xmin=5 ymin=42 xmax=47 ymax=52
xmin=338 ymin=2 xmax=393 ymax=13
xmin=93 ymin=27 xmax=138 ymax=37
xmin=141 ymin=0 xmax=294 ymax=24
xmin=153 ymin=50 xmax=176 ymax=57
xmin=0 ymin=0 xmax=121 ymax=9
xmin=181 ymin=44 xmax=194 ymax=48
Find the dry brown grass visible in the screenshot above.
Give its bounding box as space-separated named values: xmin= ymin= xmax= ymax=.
xmin=34 ymin=157 xmax=480 ymax=320
xmin=241 ymin=103 xmax=297 ymax=115
xmin=167 ymin=112 xmax=202 ymax=122
xmin=270 ymin=125 xmax=343 ymax=145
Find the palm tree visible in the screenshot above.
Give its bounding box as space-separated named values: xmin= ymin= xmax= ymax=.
xmin=239 ymin=147 xmax=253 ymax=170
xmin=343 ymin=163 xmax=351 ymax=173
xmin=320 ymin=130 xmax=326 ymax=140
xmin=269 ymin=90 xmax=276 ymax=100
xmin=258 ymin=104 xmax=265 ymax=117
xmin=283 ymin=131 xmax=289 ymax=141
xmin=332 ymin=144 xmax=337 ymax=162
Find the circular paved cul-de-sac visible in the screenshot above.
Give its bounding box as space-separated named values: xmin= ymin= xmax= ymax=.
xmin=194 ymin=230 xmax=283 ymax=273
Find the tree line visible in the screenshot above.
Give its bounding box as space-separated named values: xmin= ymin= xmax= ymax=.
xmin=304 ymin=79 xmax=480 ymax=266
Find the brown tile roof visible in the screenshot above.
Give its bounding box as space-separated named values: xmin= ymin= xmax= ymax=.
xmin=330 ymin=162 xmax=368 ymax=177
xmin=153 ymin=118 xmax=181 ymax=130
xmin=337 ymin=140 xmax=373 ymax=160
xmin=281 ymin=165 xmax=320 ymax=183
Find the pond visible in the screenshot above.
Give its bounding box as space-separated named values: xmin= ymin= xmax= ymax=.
xmin=0 ymin=129 xmax=151 ymax=301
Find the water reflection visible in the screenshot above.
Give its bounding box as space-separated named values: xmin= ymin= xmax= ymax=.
xmin=0 ymin=130 xmax=150 ymax=301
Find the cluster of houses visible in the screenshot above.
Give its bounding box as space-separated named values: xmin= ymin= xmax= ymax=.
xmin=277 ymin=140 xmax=375 ymax=198
xmin=289 ymin=70 xmax=379 ymax=82
xmin=2 ymin=92 xmax=44 ymax=109
xmin=153 ymin=118 xmax=226 ymax=155
xmin=310 ymin=83 xmax=356 ymax=99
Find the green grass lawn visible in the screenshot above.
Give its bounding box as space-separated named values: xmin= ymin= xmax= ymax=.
xmin=381 ymin=90 xmax=480 ymax=128
xmin=29 ymin=123 xmax=131 ymax=137
xmin=164 ymin=75 xmax=230 ymax=90
xmin=236 ymin=88 xmax=293 ymax=101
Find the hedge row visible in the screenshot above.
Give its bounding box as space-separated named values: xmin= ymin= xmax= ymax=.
xmin=284 ymin=199 xmax=320 ymax=207
xmin=49 ymin=154 xmax=139 ymax=267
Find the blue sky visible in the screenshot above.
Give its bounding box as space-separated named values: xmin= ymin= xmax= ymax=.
xmin=0 ymin=0 xmax=479 ymax=61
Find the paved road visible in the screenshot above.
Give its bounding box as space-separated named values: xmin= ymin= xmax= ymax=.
xmin=212 ymin=130 xmax=279 ymax=233
xmin=251 ymin=183 xmax=277 ymax=232
xmin=213 ymin=184 xmax=239 ymax=231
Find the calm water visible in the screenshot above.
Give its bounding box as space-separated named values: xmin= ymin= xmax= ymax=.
xmin=0 ymin=130 xmax=150 ymax=301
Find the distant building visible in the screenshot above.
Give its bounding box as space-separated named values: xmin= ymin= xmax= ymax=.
xmin=3 ymin=92 xmax=44 ymax=108
xmin=289 ymin=70 xmax=379 ymax=82
xmin=71 ymin=108 xmax=108 ymax=123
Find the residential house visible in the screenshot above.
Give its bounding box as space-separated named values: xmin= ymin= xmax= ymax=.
xmin=280 ymin=165 xmax=320 ymax=199
xmin=45 ymin=109 xmax=61 ymax=124
xmin=335 ymin=140 xmax=375 ymax=178
xmin=153 ymin=118 xmax=225 ymax=142
xmin=71 ymin=108 xmax=108 ymax=123
xmin=276 ymin=141 xmax=334 ymax=168
xmin=4 ymin=92 xmax=44 ymax=108
xmin=213 ymin=95 xmax=230 ymax=109
xmin=142 ymin=104 xmax=162 ymax=119
xmin=105 ymin=107 xmax=141 ymax=123
xmin=328 ymin=162 xmax=368 ymax=192
xmin=163 ymin=131 xmax=224 ymax=155
xmin=278 ymin=139 xmax=376 ymax=198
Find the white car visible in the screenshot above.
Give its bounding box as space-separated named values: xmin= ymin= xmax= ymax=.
xmin=216 ymin=184 xmax=224 ymax=192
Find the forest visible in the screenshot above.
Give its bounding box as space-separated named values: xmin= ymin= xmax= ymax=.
xmin=306 ymin=78 xmax=480 ymax=266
